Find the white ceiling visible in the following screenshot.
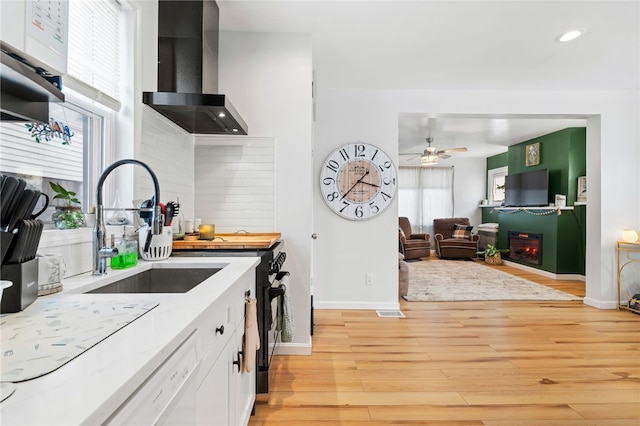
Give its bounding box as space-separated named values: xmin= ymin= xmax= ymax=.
xmin=218 ymin=1 xmax=639 ymax=161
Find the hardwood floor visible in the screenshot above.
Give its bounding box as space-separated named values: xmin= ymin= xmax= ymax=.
xmin=249 ymin=261 xmax=640 ymax=425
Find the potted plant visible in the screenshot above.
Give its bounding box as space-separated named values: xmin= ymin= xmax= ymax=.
xmin=477 ymin=244 xmax=509 ymax=265
xmin=50 ymin=182 xmax=85 ymax=229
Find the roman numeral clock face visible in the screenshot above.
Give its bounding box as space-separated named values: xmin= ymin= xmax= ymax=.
xmin=320 ymin=143 xmax=397 ymax=220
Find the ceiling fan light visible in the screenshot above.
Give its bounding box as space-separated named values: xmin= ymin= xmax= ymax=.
xmin=421 ymin=155 xmax=438 ymax=166
xmin=556 ymin=29 xmax=586 ymax=43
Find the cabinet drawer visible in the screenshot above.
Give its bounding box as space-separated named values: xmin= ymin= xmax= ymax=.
xmin=226 ymin=269 xmax=256 ymax=331
xmin=198 ymin=290 xmax=234 ymax=361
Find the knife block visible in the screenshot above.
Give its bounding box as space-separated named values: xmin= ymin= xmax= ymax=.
xmin=1 ymin=230 xmax=13 ymax=264
xmin=1 ymin=258 xmax=38 ymax=313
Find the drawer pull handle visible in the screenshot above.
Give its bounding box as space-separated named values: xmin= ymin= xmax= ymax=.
xmin=233 ymin=350 xmax=244 ymax=372
xmin=215 ymin=325 xmax=224 ymax=335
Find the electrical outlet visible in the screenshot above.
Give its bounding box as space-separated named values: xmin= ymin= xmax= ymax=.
xmin=366 ymin=273 xmax=374 ymax=286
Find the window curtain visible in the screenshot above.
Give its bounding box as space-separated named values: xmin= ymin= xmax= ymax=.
xmin=398 ymin=166 xmax=454 ymax=238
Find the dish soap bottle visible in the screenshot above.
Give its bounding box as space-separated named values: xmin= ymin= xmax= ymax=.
xmin=110 ymin=226 xmax=138 ymax=269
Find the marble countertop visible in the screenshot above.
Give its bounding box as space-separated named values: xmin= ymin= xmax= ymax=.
xmin=0 ymin=256 xmax=260 ymax=425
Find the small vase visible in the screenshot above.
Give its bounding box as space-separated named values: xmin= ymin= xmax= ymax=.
xmin=51 ymin=206 xmax=85 ymax=229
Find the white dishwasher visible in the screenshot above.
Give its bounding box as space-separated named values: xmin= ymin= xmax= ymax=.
xmin=106 ymin=331 xmax=200 ymax=425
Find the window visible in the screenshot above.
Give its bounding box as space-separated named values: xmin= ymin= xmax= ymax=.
xmin=0 ymin=0 xmax=124 ymax=225
xmin=487 ymin=166 xmax=508 ymax=206
xmin=0 ymin=93 xmax=111 ymax=223
xmin=66 ymin=0 xmax=122 ymax=110
xmin=398 ymin=167 xmax=454 ymax=237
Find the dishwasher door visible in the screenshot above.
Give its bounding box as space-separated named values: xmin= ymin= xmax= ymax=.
xmin=107 ymin=332 xmax=200 ymax=425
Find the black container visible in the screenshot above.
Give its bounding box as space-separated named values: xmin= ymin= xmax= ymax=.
xmin=1 ymin=258 xmax=38 ymax=313
xmin=1 ymin=230 xmax=13 ymax=264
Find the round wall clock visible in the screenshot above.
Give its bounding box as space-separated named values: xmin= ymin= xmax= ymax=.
xmin=320 ymin=142 xmax=397 ymax=220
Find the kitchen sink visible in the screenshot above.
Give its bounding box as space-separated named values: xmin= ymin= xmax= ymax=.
xmin=86 ymin=268 xmax=221 ymax=294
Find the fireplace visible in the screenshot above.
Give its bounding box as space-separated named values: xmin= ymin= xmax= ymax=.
xmin=508 ymin=231 xmax=542 ymax=266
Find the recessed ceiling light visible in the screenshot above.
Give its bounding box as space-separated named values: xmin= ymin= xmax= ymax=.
xmin=218 ymin=112 xmax=226 ymax=118
xmin=556 ymin=29 xmax=586 ymax=43
xmin=232 ymin=128 xmax=238 ymax=132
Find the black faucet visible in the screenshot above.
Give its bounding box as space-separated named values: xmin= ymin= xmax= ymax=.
xmin=93 ymin=159 xmax=162 ymax=275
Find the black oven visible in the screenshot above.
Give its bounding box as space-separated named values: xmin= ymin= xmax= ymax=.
xmin=171 ymin=241 xmax=287 ymax=394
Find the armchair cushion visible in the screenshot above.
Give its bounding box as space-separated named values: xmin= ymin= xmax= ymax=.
xmin=452 ymin=224 xmax=474 ymax=239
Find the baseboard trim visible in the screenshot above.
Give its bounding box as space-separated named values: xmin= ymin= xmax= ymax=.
xmin=272 ymin=341 xmax=312 ymax=355
xmin=583 ymin=297 xmax=618 ymax=310
xmin=314 ymin=300 xmax=400 ymax=310
xmin=502 ymin=260 xmax=585 ymax=281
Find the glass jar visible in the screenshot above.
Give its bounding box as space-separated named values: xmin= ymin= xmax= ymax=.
xmin=51 ymin=206 xmax=85 ymax=229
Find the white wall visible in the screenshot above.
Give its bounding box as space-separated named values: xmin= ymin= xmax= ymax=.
xmin=194 ymin=136 xmax=275 ymax=233
xmin=219 ymin=31 xmax=313 ymax=354
xmin=314 ymin=88 xmax=639 ymax=310
xmin=448 ymin=157 xmax=486 ymax=224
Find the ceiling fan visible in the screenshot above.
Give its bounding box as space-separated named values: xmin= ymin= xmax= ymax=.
xmin=402 ymin=137 xmax=468 ymax=166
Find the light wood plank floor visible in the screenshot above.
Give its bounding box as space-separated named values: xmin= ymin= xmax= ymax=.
xmin=250 ymin=260 xmax=640 ymax=425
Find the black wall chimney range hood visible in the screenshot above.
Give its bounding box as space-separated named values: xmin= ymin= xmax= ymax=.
xmin=143 ymin=0 xmax=248 ymax=135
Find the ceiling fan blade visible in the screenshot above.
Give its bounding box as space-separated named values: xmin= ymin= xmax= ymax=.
xmin=441 ymin=147 xmax=468 ymax=153
xmin=437 ymin=153 xmax=451 ymax=159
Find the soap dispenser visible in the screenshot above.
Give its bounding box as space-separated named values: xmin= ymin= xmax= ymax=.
xmin=110 ymin=226 xmax=138 ymax=269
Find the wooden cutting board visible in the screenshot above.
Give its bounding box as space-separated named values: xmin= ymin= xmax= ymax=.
xmin=172 ymin=233 xmax=281 ymax=250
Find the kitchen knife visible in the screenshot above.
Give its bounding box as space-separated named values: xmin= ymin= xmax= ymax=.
xmin=7 ymin=190 xmax=34 ymax=232
xmin=1 ymin=176 xmax=20 ymax=228
xmin=26 ymin=191 xmax=49 ymax=220
xmin=24 ymin=190 xmax=41 ymax=220
xmin=5 ymin=220 xmax=27 ymax=264
xmin=25 ymin=220 xmax=43 ymax=262
xmin=3 ymin=178 xmax=26 ymax=227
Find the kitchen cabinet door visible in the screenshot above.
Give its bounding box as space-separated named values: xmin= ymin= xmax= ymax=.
xmin=196 ymin=338 xmax=232 ymax=426
xmin=230 ymin=329 xmax=256 ymax=426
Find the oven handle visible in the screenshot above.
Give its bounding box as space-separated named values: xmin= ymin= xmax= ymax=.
xmin=269 ymin=271 xmax=289 ymax=301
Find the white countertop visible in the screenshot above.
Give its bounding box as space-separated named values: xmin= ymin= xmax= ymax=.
xmin=0 ymin=256 xmax=260 ymax=425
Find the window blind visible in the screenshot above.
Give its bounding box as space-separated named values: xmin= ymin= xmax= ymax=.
xmin=66 ymin=0 xmax=121 ymax=110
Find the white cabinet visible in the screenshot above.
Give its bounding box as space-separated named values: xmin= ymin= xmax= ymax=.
xmin=108 ymin=268 xmax=256 ymax=426
xmin=195 ymin=269 xmax=256 ymax=426
xmin=1 ymin=0 xmax=68 ymax=74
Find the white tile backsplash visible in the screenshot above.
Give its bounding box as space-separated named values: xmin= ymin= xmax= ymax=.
xmin=194 ymin=137 xmax=275 ymax=233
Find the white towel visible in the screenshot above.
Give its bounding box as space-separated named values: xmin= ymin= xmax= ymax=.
xmin=243 ymin=297 xmax=260 ymax=372
xmin=276 ymin=275 xmax=294 ymax=343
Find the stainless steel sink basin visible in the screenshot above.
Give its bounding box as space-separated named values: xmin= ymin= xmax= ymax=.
xmin=86 ymin=268 xmax=221 ymax=294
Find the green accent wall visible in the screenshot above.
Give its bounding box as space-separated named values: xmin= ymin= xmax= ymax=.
xmin=487 ymin=151 xmax=508 ymax=171
xmin=482 ymin=128 xmax=586 ymax=274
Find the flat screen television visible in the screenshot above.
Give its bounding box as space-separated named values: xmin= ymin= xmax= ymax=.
xmin=504 ymin=168 xmax=549 ymax=207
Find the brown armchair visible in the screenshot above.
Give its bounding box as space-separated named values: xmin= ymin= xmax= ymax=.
xmin=399 ymin=217 xmax=431 ymax=260
xmin=433 ymin=217 xmax=478 ymax=259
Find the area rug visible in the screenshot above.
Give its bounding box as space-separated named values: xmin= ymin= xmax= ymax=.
xmin=404 ymin=259 xmax=582 ymax=302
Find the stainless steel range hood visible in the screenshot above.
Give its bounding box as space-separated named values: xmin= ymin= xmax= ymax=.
xmin=142 ymin=0 xmax=248 ymax=135
xmin=1 ymin=49 xmax=65 ymax=123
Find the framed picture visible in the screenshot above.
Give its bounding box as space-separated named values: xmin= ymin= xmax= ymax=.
xmin=525 ymin=142 xmax=540 ymax=167
xmin=577 ymin=176 xmax=587 ymax=202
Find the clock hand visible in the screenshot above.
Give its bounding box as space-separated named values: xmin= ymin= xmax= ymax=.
xmin=360 ymin=180 xmax=380 ymax=188
xmin=341 ymin=170 xmax=370 ymax=200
